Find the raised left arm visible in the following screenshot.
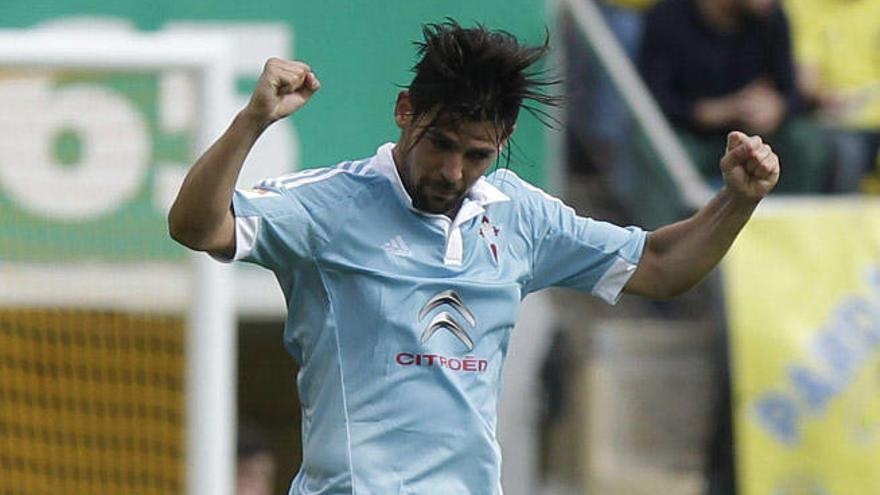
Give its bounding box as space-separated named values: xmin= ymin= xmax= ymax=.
xmin=624 ymin=131 xmax=780 ymax=299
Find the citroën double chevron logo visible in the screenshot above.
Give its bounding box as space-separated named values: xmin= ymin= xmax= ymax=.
xmin=418 ymin=289 xmax=476 ymax=351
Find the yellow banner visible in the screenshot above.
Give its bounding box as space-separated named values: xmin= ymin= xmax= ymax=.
xmin=724 ymin=199 xmax=880 ymax=495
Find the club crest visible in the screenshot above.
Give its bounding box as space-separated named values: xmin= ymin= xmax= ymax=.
xmin=478 ymin=215 xmax=501 ymax=263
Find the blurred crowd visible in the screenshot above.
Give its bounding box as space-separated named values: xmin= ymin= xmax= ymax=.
xmin=556 ymin=3 xmax=878 ymax=494
xmin=565 ymin=0 xmax=880 ymax=196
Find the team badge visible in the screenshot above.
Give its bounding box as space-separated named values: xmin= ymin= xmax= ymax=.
xmin=478 ymin=215 xmax=501 ymax=263
xmin=240 ymin=186 xmax=279 ymax=199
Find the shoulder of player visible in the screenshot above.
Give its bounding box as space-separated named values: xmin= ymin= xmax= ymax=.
xmin=255 ymin=158 xmax=385 ymax=208
xmin=484 ymin=168 xmax=561 ymax=205
xmin=482 ymin=168 xmax=578 ymax=230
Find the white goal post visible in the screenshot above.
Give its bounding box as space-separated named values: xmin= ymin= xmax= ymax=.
xmin=0 ymin=30 xmax=238 ymax=495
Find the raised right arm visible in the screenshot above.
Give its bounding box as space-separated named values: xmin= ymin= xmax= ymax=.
xmin=167 ymin=58 xmax=320 ymax=258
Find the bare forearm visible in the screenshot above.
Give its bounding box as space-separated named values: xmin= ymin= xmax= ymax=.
xmin=637 ymin=188 xmax=758 ymax=298
xmin=168 ymin=110 xmax=267 ymax=251
xmin=625 ymin=132 xmax=779 ymax=299
xmin=168 ymin=58 xmax=319 ymax=255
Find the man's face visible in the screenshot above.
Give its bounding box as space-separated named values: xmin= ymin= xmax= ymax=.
xmin=393 ymin=94 xmax=508 ymax=217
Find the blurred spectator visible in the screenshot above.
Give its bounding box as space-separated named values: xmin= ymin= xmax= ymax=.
xmin=589 ymin=0 xmax=660 ymax=202
xmin=563 ymin=0 xmax=656 ymax=171
xmin=562 ymin=0 xmax=661 ymax=216
xmin=639 ymin=0 xmax=830 ymax=192
xmin=785 ymin=0 xmax=880 ymax=192
xmin=237 ymin=424 xmax=276 ymax=495
xmin=587 ymin=0 xmax=657 ymax=161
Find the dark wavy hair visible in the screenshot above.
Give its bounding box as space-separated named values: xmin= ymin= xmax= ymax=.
xmin=406 ymin=19 xmax=560 ymax=143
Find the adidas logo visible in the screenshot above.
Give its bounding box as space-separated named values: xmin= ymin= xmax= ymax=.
xmin=383 ymin=235 xmax=412 ymax=257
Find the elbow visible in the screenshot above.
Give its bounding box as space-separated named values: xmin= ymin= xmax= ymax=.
xmin=627 ymin=255 xmax=700 ymax=301
xmin=167 ymin=208 xmax=205 ymax=251
xmin=167 ymin=213 xmax=192 ymax=249
xmin=167 ymin=204 xmax=233 ymax=256
xmin=634 ymin=279 xmax=681 ymax=301
xmin=651 ymin=284 xmax=691 ymax=301
xmin=646 ymin=273 xmax=706 ymax=301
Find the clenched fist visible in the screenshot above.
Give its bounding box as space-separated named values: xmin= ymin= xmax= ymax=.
xmin=243 ymin=58 xmax=320 ymax=127
xmin=720 ymin=131 xmax=781 ymax=201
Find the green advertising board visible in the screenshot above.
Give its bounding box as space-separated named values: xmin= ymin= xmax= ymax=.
xmin=0 ymin=1 xmax=551 ymax=261
xmin=0 ymin=70 xmax=195 ymax=261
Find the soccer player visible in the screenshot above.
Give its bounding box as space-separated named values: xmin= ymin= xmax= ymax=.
xmin=168 ymin=20 xmax=779 ymax=495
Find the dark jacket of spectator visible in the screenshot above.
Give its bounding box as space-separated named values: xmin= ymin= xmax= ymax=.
xmin=639 ymin=0 xmax=801 ymax=135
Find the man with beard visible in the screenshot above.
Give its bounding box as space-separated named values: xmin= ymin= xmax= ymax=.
xmin=169 ymin=20 xmax=779 ymax=494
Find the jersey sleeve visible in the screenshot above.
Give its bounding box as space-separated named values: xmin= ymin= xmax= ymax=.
xmin=212 ymin=178 xmax=315 ymax=271
xmin=517 ymin=179 xmax=647 ymax=304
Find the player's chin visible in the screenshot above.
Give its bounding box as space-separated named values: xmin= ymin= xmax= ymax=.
xmin=415 ymin=193 xmax=459 ymax=215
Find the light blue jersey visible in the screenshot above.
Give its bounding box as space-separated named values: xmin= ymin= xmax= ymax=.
xmin=225 ymin=143 xmax=646 ymax=494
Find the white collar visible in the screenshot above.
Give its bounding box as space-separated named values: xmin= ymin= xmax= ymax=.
xmin=372 ymin=142 xmax=510 ymax=218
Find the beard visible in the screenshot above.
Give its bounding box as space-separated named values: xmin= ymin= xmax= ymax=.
xmin=411 ymin=180 xmax=466 ymax=215
xmin=395 ymin=150 xmax=468 ymax=215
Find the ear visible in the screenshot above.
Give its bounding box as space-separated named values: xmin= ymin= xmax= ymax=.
xmin=394 ymin=91 xmax=412 ymax=129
